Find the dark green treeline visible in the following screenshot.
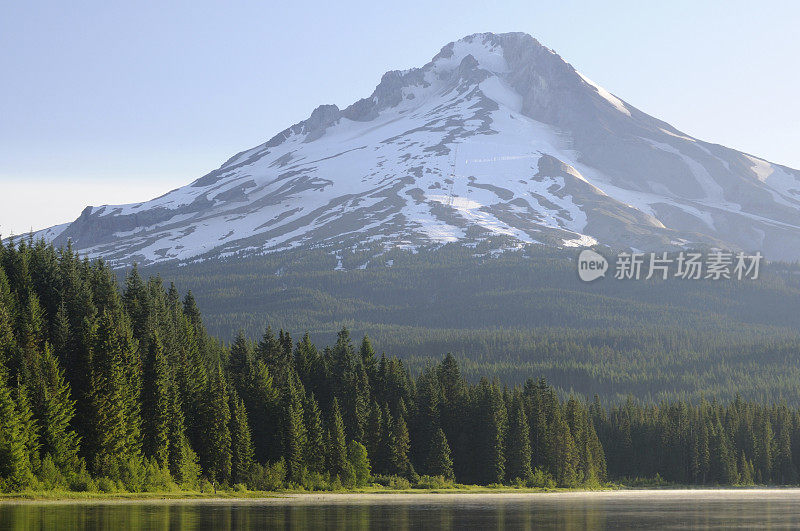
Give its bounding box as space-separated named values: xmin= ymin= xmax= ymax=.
xmin=0 ymin=239 xmax=794 ymax=491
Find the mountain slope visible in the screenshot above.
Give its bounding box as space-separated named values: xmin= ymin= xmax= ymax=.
xmin=40 ymin=32 xmax=800 ymax=264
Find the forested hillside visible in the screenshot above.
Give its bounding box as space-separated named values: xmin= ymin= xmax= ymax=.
xmin=149 ymin=243 xmax=800 ymax=403
xmin=3 ymin=238 xmax=800 ymax=493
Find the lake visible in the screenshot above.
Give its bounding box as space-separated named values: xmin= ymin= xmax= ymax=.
xmin=3 ymin=490 xmax=800 ymax=529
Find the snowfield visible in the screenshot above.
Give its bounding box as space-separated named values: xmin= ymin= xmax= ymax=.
xmin=26 ymin=32 xmax=800 ymax=266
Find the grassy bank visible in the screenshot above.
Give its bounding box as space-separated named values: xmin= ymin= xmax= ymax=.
xmin=0 ymin=483 xmax=615 ymax=502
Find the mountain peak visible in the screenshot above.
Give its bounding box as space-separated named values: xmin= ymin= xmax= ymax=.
xmin=28 ymin=32 xmax=800 ymax=265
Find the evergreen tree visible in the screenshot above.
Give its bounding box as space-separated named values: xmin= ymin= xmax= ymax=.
xmin=204 ymin=366 xmax=232 ymax=485
xmin=425 ymin=427 xmax=454 ymax=480
xmin=230 ymin=392 xmax=254 ymax=485
xmin=282 ymin=375 xmax=308 ymax=484
xmin=365 ymin=402 xmax=384 ymax=471
xmin=257 ymin=326 xmax=285 ymax=380
xmin=141 ymin=329 xmax=170 ymax=466
xmin=90 ymin=311 xmax=138 ymax=474
xmin=326 ymin=397 xmax=348 ymax=478
xmin=36 ymin=344 xmax=80 ymax=474
xmin=359 ymin=335 xmax=377 ymax=382
xmin=303 ymin=393 xmax=325 ymax=474
xmin=167 ymin=384 xmax=199 ymax=486
xmin=0 ymin=373 xmax=35 ymax=489
xmin=506 ymin=394 xmax=532 ymax=483
xmin=14 ymin=380 xmax=40 ymax=476
xmin=389 ymin=412 xmax=411 ymax=477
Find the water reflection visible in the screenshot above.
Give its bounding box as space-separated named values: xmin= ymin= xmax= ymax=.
xmin=3 ymin=491 xmax=800 ymax=530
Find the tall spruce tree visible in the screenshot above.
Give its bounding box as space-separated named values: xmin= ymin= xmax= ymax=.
xmin=230 ymin=392 xmax=254 ymax=485
xmin=0 ymin=373 xmax=35 ymax=489
xmin=326 ymin=397 xmax=348 ymax=478
xmin=204 ymin=366 xmax=232 ymax=485
xmin=506 ymin=394 xmax=532 ymax=483
xmin=141 ymin=329 xmax=170 ymax=466
xmin=36 ymin=344 xmax=80 ymax=474
xmin=303 ymin=393 xmax=326 ymax=474
xmin=425 ymin=427 xmax=454 ymax=480
xmin=389 ymin=412 xmax=411 ymax=477
xmin=283 ymin=374 xmax=308 ymax=484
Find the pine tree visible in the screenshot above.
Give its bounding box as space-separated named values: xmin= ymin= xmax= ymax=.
xmin=293 ymin=332 xmax=317 ymax=388
xmin=122 ymin=264 xmax=150 ymax=341
xmin=283 ymin=375 xmax=308 ymax=484
xmin=14 ymin=380 xmax=40 ymax=476
xmin=228 ymin=330 xmax=252 ymax=393
xmin=303 ymin=393 xmax=325 ymax=474
xmin=739 ymin=451 xmax=754 ymax=485
xmin=142 ymin=329 xmax=170 ymax=466
xmin=775 ymin=414 xmax=794 ymax=485
xmin=425 ymin=427 xmax=454 ymax=480
xmin=326 ymin=397 xmax=348 ymax=478
xmin=36 ymin=344 xmax=80 ymax=474
xmin=551 ymin=406 xmax=579 ymax=487
xmin=389 ymin=412 xmax=411 ymax=477
xmin=181 ymin=291 xmax=202 ymax=328
xmin=257 ymin=326 xmax=285 ymax=379
xmin=204 ymin=366 xmax=232 ymax=485
xmin=246 ymin=358 xmax=280 ymax=463
xmin=90 ymin=311 xmax=138 ymax=474
xmin=506 ymin=394 xmax=532 ymax=484
xmin=365 ymin=402 xmax=383 ymax=471
xmin=230 ymin=392 xmax=254 ymax=485
xmin=757 ymin=417 xmax=773 ymax=483
xmin=359 ymin=335 xmax=377 ymax=382
xmin=167 ymin=384 xmax=199 ymax=487
xmin=0 ymin=373 xmax=35 ymax=489
xmin=175 ymin=314 xmax=207 ymax=457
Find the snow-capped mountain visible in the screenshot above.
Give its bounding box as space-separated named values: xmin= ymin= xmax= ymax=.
xmin=37 ymin=32 xmax=800 ymax=264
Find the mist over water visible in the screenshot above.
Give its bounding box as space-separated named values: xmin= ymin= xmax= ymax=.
xmin=3 ymin=491 xmax=800 ymax=530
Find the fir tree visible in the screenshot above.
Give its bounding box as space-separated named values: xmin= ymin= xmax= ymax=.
xmin=141 ymin=329 xmax=170 ymax=466
xmin=425 ymin=428 xmax=454 ymax=480
xmin=506 ymin=394 xmax=532 ymax=483
xmin=0 ymin=373 xmax=35 ymax=489
xmin=230 ymin=392 xmax=254 ymax=485
xmin=283 ymin=375 xmax=308 ymax=484
xmin=36 ymin=344 xmax=80 ymax=474
xmin=326 ymin=397 xmax=348 ymax=478
xmin=204 ymin=366 xmax=232 ymax=485
xmin=389 ymin=412 xmax=411 ymax=477
xmin=303 ymin=393 xmax=325 ymax=474
xmin=14 ymin=380 xmax=40 ymax=476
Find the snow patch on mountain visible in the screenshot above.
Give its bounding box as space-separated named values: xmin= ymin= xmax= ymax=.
xmin=22 ymin=31 xmax=800 ymax=265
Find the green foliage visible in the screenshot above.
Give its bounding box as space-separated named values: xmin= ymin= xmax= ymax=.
xmin=0 ymin=373 xmax=35 ymax=490
xmin=373 ymin=474 xmax=412 ymax=490
xmin=8 ymin=239 xmax=800 ymax=493
xmin=425 ymin=428 xmax=454 ymax=481
xmin=230 ymin=392 xmax=255 ymax=485
xmin=326 ymin=398 xmax=348 ymax=479
xmin=414 ymin=475 xmax=455 ymax=489
xmin=346 ymin=440 xmax=371 ymax=487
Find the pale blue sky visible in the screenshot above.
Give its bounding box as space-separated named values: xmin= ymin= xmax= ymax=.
xmin=1 ymin=0 xmax=798 ymax=234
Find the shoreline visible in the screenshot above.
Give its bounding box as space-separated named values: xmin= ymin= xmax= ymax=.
xmin=5 ymin=487 xmax=800 ymax=505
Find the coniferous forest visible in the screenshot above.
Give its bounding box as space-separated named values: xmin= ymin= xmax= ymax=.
xmin=3 ymin=238 xmax=800 ymax=493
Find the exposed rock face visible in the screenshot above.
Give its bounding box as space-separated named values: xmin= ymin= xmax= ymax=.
xmin=33 ymin=32 xmax=800 ymax=265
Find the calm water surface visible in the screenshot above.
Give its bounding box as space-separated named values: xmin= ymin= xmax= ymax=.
xmin=3 ymin=490 xmax=800 ymax=530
